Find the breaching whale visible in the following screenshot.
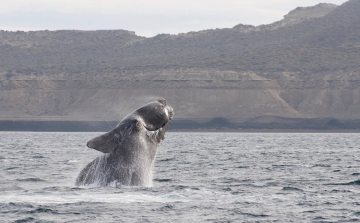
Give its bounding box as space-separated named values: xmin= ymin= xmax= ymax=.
xmin=76 ymin=98 xmax=174 ymax=187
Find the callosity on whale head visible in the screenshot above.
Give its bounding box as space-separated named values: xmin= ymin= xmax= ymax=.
xmin=76 ymin=98 xmax=174 ymax=187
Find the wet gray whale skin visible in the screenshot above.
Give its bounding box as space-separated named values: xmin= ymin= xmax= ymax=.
xmin=76 ymin=98 xmax=174 ymax=187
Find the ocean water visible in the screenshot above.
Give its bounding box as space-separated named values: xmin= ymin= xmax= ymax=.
xmin=0 ymin=132 xmax=359 ymax=223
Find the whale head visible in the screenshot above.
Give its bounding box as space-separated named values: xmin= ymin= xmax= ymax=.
xmin=86 ymin=98 xmax=174 ymax=154
xmin=134 ymin=98 xmax=174 ymax=131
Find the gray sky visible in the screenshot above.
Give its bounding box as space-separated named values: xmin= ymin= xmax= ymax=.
xmin=0 ymin=0 xmax=348 ymax=37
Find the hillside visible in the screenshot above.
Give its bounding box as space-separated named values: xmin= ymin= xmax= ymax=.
xmin=1 ymin=0 xmax=360 ymax=129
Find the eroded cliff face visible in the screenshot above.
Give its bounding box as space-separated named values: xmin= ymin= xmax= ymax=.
xmin=1 ymin=1 xmax=360 ymax=123
xmin=1 ymin=69 xmax=360 ymax=122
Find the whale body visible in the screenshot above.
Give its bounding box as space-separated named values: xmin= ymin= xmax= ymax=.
xmin=76 ymin=98 xmax=174 ymax=187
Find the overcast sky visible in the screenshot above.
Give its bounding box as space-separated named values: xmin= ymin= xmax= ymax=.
xmin=0 ymin=0 xmax=349 ymax=37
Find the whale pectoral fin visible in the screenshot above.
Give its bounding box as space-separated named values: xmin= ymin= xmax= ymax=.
xmin=86 ymin=129 xmax=121 ymax=153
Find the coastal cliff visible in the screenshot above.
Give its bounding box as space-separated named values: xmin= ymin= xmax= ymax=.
xmin=1 ymin=0 xmax=360 ymax=129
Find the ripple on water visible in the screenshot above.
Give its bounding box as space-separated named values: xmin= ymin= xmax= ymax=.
xmin=13 ymin=217 xmax=36 ymax=223
xmin=16 ymin=178 xmax=45 ymax=182
xmin=326 ymin=180 xmax=360 ymax=186
xmin=282 ymin=187 xmax=303 ymax=192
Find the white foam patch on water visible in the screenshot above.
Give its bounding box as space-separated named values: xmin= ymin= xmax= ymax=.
xmin=67 ymin=160 xmax=79 ymax=163
xmin=0 ymin=192 xmax=191 ymax=204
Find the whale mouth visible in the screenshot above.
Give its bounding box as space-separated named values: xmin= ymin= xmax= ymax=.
xmin=144 ymin=126 xmax=156 ymax=131
xmin=144 ymin=122 xmax=167 ymax=132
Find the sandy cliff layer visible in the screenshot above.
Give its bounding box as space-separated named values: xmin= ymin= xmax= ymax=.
xmin=1 ymin=71 xmax=360 ymax=121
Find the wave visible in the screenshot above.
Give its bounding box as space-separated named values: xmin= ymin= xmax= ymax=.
xmin=13 ymin=217 xmax=36 ymax=223
xmin=154 ymin=178 xmax=172 ymax=182
xmin=16 ymin=178 xmax=45 ymax=182
xmin=282 ymin=187 xmax=303 ymax=191
xmin=233 ymin=211 xmax=270 ymax=218
xmin=343 ymin=180 xmax=360 ymax=185
xmin=4 ymin=167 xmax=19 ymax=170
xmin=26 ymin=207 xmax=58 ymax=214
xmin=326 ymin=180 xmax=360 ymax=186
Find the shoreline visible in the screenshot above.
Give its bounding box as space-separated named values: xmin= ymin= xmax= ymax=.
xmin=168 ymin=129 xmax=360 ymax=133
xmin=1 ymin=120 xmax=360 ymax=133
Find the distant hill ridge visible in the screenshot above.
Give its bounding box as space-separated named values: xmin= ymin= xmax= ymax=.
xmin=1 ymin=0 xmax=360 ymax=129
xmin=284 ymin=3 xmax=337 ymax=21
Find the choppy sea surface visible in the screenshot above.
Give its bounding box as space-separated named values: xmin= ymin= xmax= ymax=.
xmin=1 ymin=132 xmax=360 ymax=223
